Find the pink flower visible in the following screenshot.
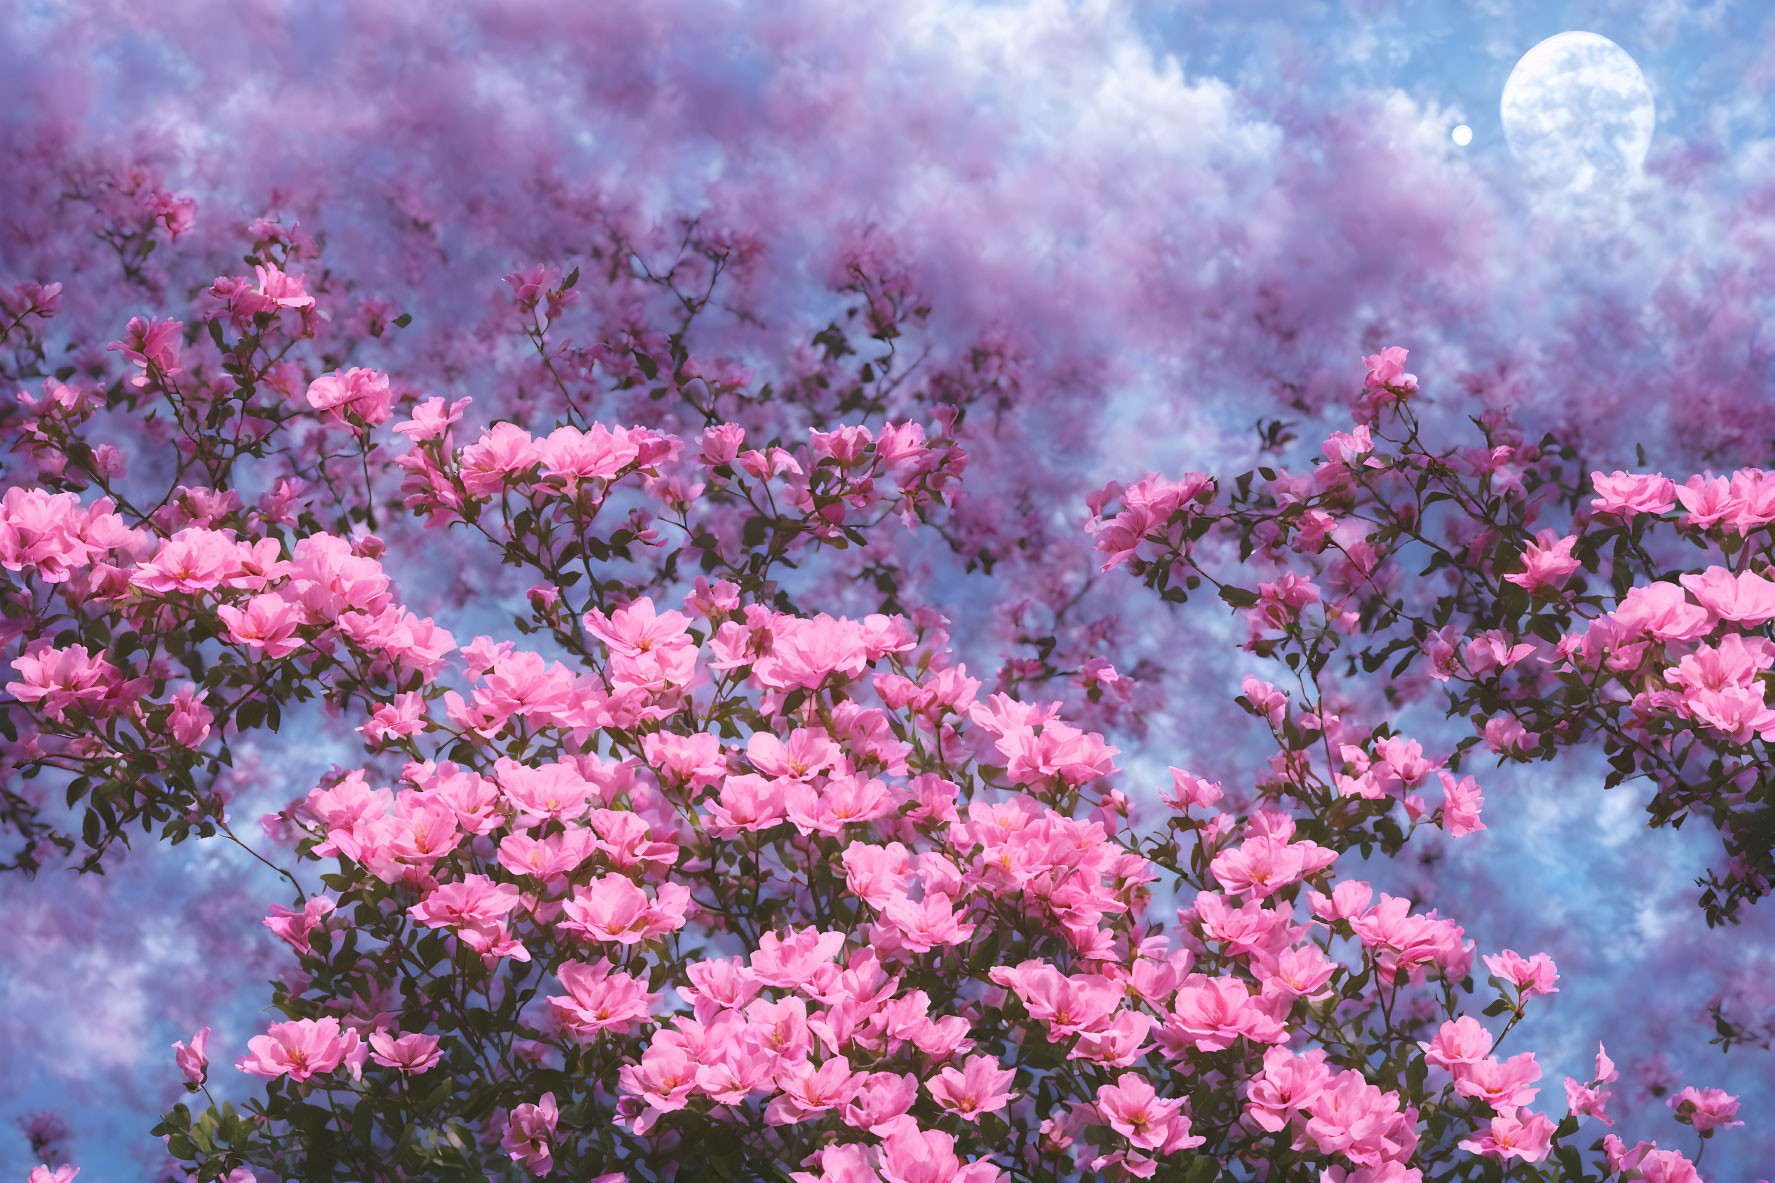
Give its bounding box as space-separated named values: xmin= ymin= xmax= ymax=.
xmin=618 ymin=1044 xmax=698 ymax=1126
xmin=1666 ymin=633 xmax=1775 ymax=696
xmin=1210 ymin=834 xmax=1337 ymax=899
xmin=392 ymin=394 xmax=471 ymax=442
xmin=696 ymin=1044 xmax=776 ymax=1106
xmin=1590 ymin=471 xmax=1676 ymax=518
xmin=810 ymin=423 xmax=874 ymax=464
xmin=1683 ymin=681 xmax=1775 ymax=744
xmin=1667 ymin=1085 xmax=1742 ymax=1132
xmin=547 ymin=958 xmax=661 ymax=1037
xmin=1564 ymin=1076 xmax=1614 ymax=1126
xmin=1245 ymin=1046 xmax=1332 ymax=1132
xmin=583 ymin=597 xmax=698 ymax=692
xmin=498 ymin=830 xmax=596 ymax=884
xmin=1676 ymin=474 xmax=1738 ymax=529
xmin=1362 ymin=346 xmax=1417 ymax=391
xmin=1604 ymin=1136 xmax=1655 ymax=1174
xmin=1095 ymin=1072 xmax=1185 ymax=1150
xmin=1418 ymin=1016 xmax=1492 ymax=1074
xmin=361 ymin=691 xmax=428 ymax=744
xmin=497 ymin=759 xmax=595 ymax=823
xmin=1320 ymin=1168 xmax=1421 ymax=1183
xmin=1482 ymin=714 xmax=1538 ymax=756
xmin=927 ymin=1055 xmax=1017 ymax=1120
xmin=684 ymin=575 xmax=741 ymax=620
xmin=1070 ymin=1009 xmax=1157 ymax=1067
xmin=7 ymin=644 xmax=123 ymax=719
xmin=166 ymin=683 xmax=214 ymax=746
xmin=253 ymin=263 xmax=314 ymax=308
xmin=1309 ymin=879 xmax=1374 ymax=922
xmin=747 ymin=729 xmax=840 ymax=779
xmin=1303 ymin=1071 xmax=1418 ymax=1167
xmin=842 ymin=1072 xmax=920 ymax=1136
xmin=752 ymin=613 xmax=893 ymax=691
xmin=306 ymin=367 xmax=393 ymax=427
xmin=107 ymin=316 xmax=184 ymax=386
xmin=1437 ymin=771 xmax=1485 ymax=836
xmin=1256 ymin=943 xmax=1338 ymax=999
xmin=1503 ymin=530 xmax=1580 ymax=593
xmin=705 ymin=773 xmax=787 ymax=836
xmin=1457 ymin=1108 xmax=1556 ymax=1163
xmin=501 ymin=1092 xmax=559 ymax=1176
xmin=1161 ymin=975 xmax=1287 ymax=1054
xmin=559 ymin=876 xmax=691 ymax=944
xmin=27 ymin=1167 xmax=78 ymax=1183
xmin=172 ymin=1026 xmax=210 ymax=1086
xmin=1611 ymin=582 xmax=1714 ymax=644
xmin=876 ymin=1122 xmax=1002 ymax=1183
xmin=746 ymin=995 xmax=815 ymax=1062
xmin=408 ymin=876 xmax=520 ymax=930
xmin=882 ymin=893 xmax=976 ymax=952
xmin=459 ymin=422 xmax=541 ymax=498
xmin=587 ymin=808 xmax=680 ymax=871
xmin=644 ymin=731 xmax=728 ymax=790
xmin=236 ymin=1017 xmax=365 ymax=1082
xmin=1160 ymin=768 xmax=1223 ymax=810
xmin=1241 ymin=675 xmax=1288 ymax=726
xmin=1001 ymin=714 xmax=1121 ymax=788
xmin=1727 ymin=468 xmax=1775 ymax=531
xmin=767 ymin=1055 xmax=864 ymax=1124
xmin=504 ymin=263 xmax=556 ymax=312
xmin=368 ymin=1030 xmax=442 ymax=1074
xmin=131 ymin=529 xmax=258 ymax=594
xmin=263 ymin=896 xmax=336 ymax=955
xmin=217 ymin=593 xmax=307 ymax=657
xmin=1348 ymin=894 xmax=1472 ymax=984
xmin=1453 ymin=1053 xmax=1542 ymax=1112
xmin=1637 ymin=1150 xmax=1703 ymax=1183
xmin=1483 ymin=949 xmax=1558 ymax=998
xmin=536 ymin=422 xmax=644 ymax=488
xmin=1323 ymin=425 xmax=1376 ymax=466
xmin=0 ymin=488 xmax=133 ymax=581
xmin=700 ymin=422 xmax=746 ymax=466
xmin=749 ymin=927 xmax=848 ymax=989
xmin=1679 ymin=566 xmax=1775 ymax=625
xmin=791 ymin=1143 xmax=878 ymax=1183
xmin=1191 ymin=891 xmax=1301 ymax=961
xmin=990 ymin=961 xmax=1124 ymax=1042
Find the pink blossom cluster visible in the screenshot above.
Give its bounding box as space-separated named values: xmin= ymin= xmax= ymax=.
xmin=0 ymin=141 xmax=1757 ymax=1181
xmin=1090 ymin=346 xmax=1775 ymax=923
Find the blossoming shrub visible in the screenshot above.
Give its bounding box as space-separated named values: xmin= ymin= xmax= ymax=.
xmin=0 ymin=213 xmax=1748 ymax=1181
xmin=1090 ymin=347 xmax=1775 ymax=926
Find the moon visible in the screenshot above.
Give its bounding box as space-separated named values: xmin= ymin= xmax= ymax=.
xmin=1500 ymin=32 xmax=1655 ymax=192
